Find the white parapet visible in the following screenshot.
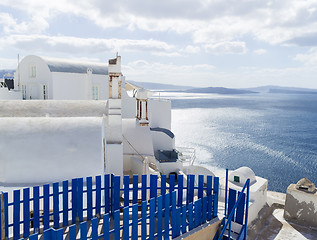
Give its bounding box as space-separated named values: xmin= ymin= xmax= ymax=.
xmin=284 ymin=183 xmax=317 ymax=227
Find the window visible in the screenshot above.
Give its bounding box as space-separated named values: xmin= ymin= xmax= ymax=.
xmin=92 ymin=85 xmax=99 ymax=100
xmin=29 ymin=64 xmax=36 ymax=78
xmin=42 ymin=84 xmax=48 ymax=100
xmin=22 ymin=85 xmax=26 ymax=100
xmin=234 ymin=176 xmax=240 ymax=183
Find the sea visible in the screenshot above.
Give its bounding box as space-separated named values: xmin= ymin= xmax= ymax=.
xmin=162 ymin=92 xmax=317 ymax=193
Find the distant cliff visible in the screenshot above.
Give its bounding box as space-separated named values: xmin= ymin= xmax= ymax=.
xmin=185 ymin=87 xmax=257 ymax=94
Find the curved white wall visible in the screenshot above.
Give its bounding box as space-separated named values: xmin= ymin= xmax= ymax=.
xmin=0 ymin=117 xmax=104 ymax=184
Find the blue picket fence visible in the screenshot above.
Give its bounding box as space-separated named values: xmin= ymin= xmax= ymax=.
xmin=214 ymin=172 xmax=250 ymax=240
xmin=0 ymin=174 xmax=219 ymax=240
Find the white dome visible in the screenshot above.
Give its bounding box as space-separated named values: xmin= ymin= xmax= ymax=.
xmin=229 ymin=166 xmax=257 ymax=187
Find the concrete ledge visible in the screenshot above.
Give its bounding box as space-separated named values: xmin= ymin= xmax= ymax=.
xmin=174 ymin=217 xmax=222 ymax=240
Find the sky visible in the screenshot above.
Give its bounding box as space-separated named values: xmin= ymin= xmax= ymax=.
xmin=1 ymin=0 xmax=317 ymax=88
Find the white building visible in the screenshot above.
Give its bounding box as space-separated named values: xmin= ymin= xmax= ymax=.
xmin=15 ymin=55 xmax=110 ymax=100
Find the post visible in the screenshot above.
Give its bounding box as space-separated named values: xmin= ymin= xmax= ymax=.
xmin=1 ymin=192 xmax=5 ymax=240
xmin=225 ymin=169 xmax=228 ymax=217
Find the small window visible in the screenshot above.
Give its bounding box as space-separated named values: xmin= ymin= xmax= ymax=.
xmin=29 ymin=64 xmax=36 ymax=78
xmin=42 ymin=85 xmax=48 ymax=100
xmin=22 ymin=85 xmax=26 ymax=100
xmin=92 ymin=85 xmax=99 ymax=100
xmin=234 ymin=176 xmax=240 ymax=183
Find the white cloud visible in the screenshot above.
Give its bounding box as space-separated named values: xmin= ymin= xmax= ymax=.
xmin=0 ymin=34 xmax=176 ymax=55
xmin=204 ymin=41 xmax=247 ymax=55
xmin=253 ymin=49 xmax=267 ymax=55
xmin=294 ymin=48 xmax=317 ymax=66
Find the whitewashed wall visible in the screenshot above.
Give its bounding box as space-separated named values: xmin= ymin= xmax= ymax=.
xmin=0 ymin=117 xmax=105 ymax=184
xmin=148 ymin=99 xmax=171 ymax=130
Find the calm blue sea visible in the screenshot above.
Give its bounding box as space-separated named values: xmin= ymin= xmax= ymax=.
xmin=166 ymin=92 xmax=317 ymax=193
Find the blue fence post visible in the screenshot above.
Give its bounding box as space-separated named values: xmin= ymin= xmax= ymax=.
xmin=225 ymin=169 xmax=228 ymax=217
xmin=188 ymin=202 xmax=193 ymax=231
xmin=187 ymin=175 xmax=194 ymax=204
xmin=213 ymin=177 xmax=219 ymax=218
xmin=69 ymin=224 xmax=77 ymax=240
xmin=123 ymin=206 xmax=129 ymax=239
xmin=53 ymin=182 xmax=59 ymax=229
xmin=71 ymin=178 xmax=78 ymax=224
xmin=141 ymin=175 xmax=147 ymax=202
xmin=198 ymin=175 xmax=204 ymax=199
xmin=149 ymin=198 xmax=155 ymax=240
xmin=112 ymin=176 xmax=120 ymax=212
xmin=164 ymin=193 xmax=170 ymax=240
xmin=86 ymin=177 xmax=93 ymax=221
xmin=114 ymin=210 xmax=120 ymax=240
xmin=23 ymin=188 xmax=30 ymax=238
xmin=132 ymin=204 xmax=138 ymax=240
xmin=43 ymin=228 xmax=52 ymax=240
xmin=29 ymin=233 xmax=39 ymax=240
xmin=132 ymin=175 xmax=138 ymax=204
xmin=62 ymin=180 xmax=68 ymax=227
xmin=172 ymin=207 xmax=181 ymax=238
xmin=96 ymin=175 xmax=101 ymax=217
xmin=104 ymin=174 xmax=110 ymax=214
xmin=157 ymin=195 xmax=163 ymax=240
xmin=33 ymin=186 xmax=39 ymax=233
xmin=228 ymin=189 xmax=237 ymax=219
xmin=161 ymin=175 xmax=166 ymax=204
xmin=80 ymin=221 xmax=87 ymax=240
xmin=178 ymin=175 xmax=183 ymax=207
xmin=56 ymin=228 xmax=63 ymax=240
xmin=150 ymin=175 xmax=157 ymax=200
xmin=236 ymin=192 xmax=246 ymax=224
xmin=103 ymin=213 xmax=109 ymax=240
xmin=181 ymin=205 xmax=187 ymax=234
xmin=202 ymin=196 xmax=207 ymax=224
xmin=13 ymin=189 xmax=20 ymax=240
xmin=91 ymin=218 xmax=98 ymax=240
xmin=194 ymin=198 xmax=202 ymax=228
xmin=141 ymin=201 xmax=147 ymax=240
xmin=124 ymin=176 xmax=130 ymax=207
xmin=244 ymin=179 xmax=250 ymax=240
xmin=77 ymin=178 xmax=84 ymax=222
xmin=43 ymin=184 xmax=50 ymax=230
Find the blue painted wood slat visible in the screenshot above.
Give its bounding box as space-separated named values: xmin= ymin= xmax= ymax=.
xmin=213 ymin=177 xmax=219 ymax=218
xmin=13 ymin=190 xmax=20 ymax=240
xmin=157 ymin=195 xmax=163 ymax=240
xmin=141 ymin=200 xmax=147 ymax=240
xmin=23 ymin=188 xmax=30 ymax=238
xmin=91 ymin=218 xmax=98 ymax=240
xmin=77 ymin=178 xmax=84 ymax=222
xmin=86 ymin=177 xmax=93 ymax=221
xmin=141 ymin=175 xmax=147 ymax=202
xmin=124 ymin=176 xmax=130 ymax=207
xmin=228 ymin=188 xmax=237 ymax=219
xmin=236 ymin=192 xmax=246 ymax=224
xmin=32 ymin=186 xmax=39 ymax=232
xmin=123 ymin=206 xmax=129 ymax=239
xmin=95 ymin=175 xmax=101 ymax=217
xmin=181 ymin=205 xmax=187 ymax=234
xmin=103 ymin=213 xmax=110 ymax=240
xmin=194 ymin=199 xmax=202 ymax=228
xmin=104 ymin=174 xmax=110 ymax=214
xmin=112 ymin=176 xmax=120 ymax=212
xmin=69 ymin=224 xmax=77 ymax=240
xmin=178 ymin=175 xmax=183 ymax=207
xmin=62 ymin=180 xmax=69 ymax=227
xmin=71 ymin=179 xmax=77 ymax=224
xmin=43 ymin=184 xmax=50 ymax=230
xmin=149 ymin=198 xmax=155 ymax=240
xmin=132 ymin=175 xmax=138 ymax=204
xmin=114 ymin=210 xmax=120 ymax=240
xmin=198 ymin=175 xmax=204 ymax=199
xmin=80 ymin=221 xmax=87 ymax=240
xmin=132 ymin=204 xmax=138 ymax=240
xmin=53 ymin=182 xmax=59 ymax=229
xmin=164 ymin=193 xmax=170 ymax=240
xmin=188 ymin=202 xmax=193 ymax=231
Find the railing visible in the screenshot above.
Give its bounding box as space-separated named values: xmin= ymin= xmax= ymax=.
xmin=176 ymin=147 xmax=196 ymax=165
xmin=0 ymin=174 xmax=219 ymax=240
xmin=216 ymin=173 xmax=250 ymax=240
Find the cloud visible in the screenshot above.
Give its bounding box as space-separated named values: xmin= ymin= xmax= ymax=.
xmin=204 ymin=41 xmax=247 ymax=55
xmin=253 ymin=49 xmax=267 ymax=55
xmin=1 ymin=34 xmax=176 ymax=55
xmin=294 ymin=47 xmax=317 ymax=66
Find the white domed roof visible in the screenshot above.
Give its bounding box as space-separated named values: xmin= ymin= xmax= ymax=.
xmin=229 ymin=166 xmax=257 ymax=186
